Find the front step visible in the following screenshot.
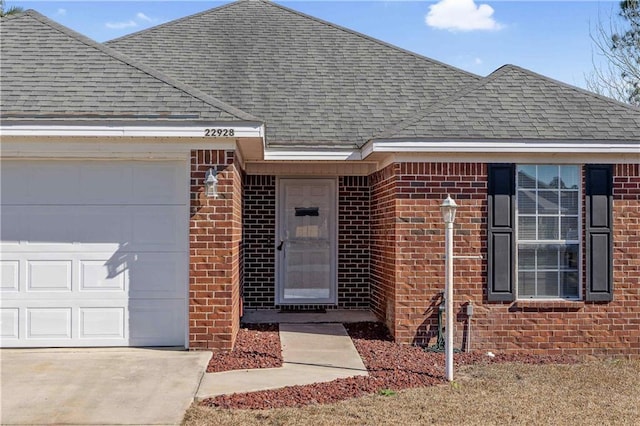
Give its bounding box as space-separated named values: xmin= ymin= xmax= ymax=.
xmin=241 ymin=309 xmax=378 ymax=324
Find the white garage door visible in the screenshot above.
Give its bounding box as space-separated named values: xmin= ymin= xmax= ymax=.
xmin=0 ymin=160 xmax=188 ymax=347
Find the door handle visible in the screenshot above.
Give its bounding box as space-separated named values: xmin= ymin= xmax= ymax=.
xmin=277 ymin=241 xmax=284 ymax=251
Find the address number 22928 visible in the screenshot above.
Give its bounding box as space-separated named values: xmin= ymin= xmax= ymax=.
xmin=204 ymin=128 xmax=235 ymax=137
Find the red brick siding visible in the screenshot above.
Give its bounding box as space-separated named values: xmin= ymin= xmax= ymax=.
xmin=243 ymin=175 xmax=276 ymax=307
xmin=392 ymin=163 xmax=487 ymax=345
xmin=189 ymin=150 xmax=241 ymax=351
xmin=387 ymin=162 xmax=640 ymax=357
xmin=338 ymin=176 xmax=370 ymax=308
xmin=370 ymin=164 xmax=399 ymax=334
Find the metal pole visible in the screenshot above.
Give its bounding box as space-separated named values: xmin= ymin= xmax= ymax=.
xmin=445 ymin=220 xmax=454 ymax=382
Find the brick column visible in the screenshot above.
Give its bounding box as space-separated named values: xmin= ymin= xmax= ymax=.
xmin=189 ymin=150 xmax=242 ymax=351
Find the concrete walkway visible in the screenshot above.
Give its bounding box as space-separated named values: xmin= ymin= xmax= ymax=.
xmin=196 ymin=323 xmax=368 ymax=399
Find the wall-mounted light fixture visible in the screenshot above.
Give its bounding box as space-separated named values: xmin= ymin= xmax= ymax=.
xmin=204 ymin=167 xmax=219 ymax=198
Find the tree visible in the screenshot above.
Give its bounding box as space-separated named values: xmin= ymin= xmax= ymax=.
xmin=587 ymin=0 xmax=640 ymax=106
xmin=0 ymin=0 xmax=24 ymax=17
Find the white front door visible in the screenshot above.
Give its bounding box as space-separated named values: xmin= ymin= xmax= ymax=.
xmin=276 ymin=179 xmax=337 ymax=305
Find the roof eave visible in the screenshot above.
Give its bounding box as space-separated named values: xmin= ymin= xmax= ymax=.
xmin=362 ymin=138 xmax=640 ymax=158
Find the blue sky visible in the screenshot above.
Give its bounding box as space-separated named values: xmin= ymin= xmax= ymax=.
xmin=11 ymin=1 xmax=620 ymax=89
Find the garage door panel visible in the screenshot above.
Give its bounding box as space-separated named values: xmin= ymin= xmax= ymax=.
xmin=129 ymin=300 xmax=184 ymax=346
xmin=80 ymin=260 xmax=126 ymax=292
xmin=79 ymin=307 xmax=125 ymax=339
xmin=0 ymin=209 xmax=26 ymax=245
xmin=0 ymin=159 xmax=188 ymax=348
xmin=132 ymin=207 xmax=185 ymax=249
xmin=2 ymin=207 xmax=185 ymax=253
xmin=1 ymin=161 xmax=185 ymax=206
xmin=133 ymin=163 xmax=185 ymax=205
xmin=27 ymin=260 xmax=72 ymax=292
xmin=75 ymin=208 xmax=130 ymax=247
xmin=1 ymin=253 xmax=185 ymax=298
xmin=0 ymin=261 xmax=20 ymax=292
xmin=26 ymin=307 xmax=72 ymax=339
xmin=129 ymin=253 xmax=186 ymax=299
xmin=1 ymin=162 xmax=81 ymax=205
xmin=77 ymin=164 xmax=134 ymax=204
xmin=1 ymin=308 xmax=19 ymax=339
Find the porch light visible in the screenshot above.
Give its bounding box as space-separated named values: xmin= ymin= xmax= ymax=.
xmin=204 ymin=168 xmax=219 ymax=198
xmin=441 ymin=194 xmax=457 ymax=382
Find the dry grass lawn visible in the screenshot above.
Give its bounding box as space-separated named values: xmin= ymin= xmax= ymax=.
xmin=184 ymin=359 xmax=640 ymax=426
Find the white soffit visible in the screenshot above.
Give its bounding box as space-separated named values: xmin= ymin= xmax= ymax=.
xmin=263 ymin=149 xmax=361 ymax=161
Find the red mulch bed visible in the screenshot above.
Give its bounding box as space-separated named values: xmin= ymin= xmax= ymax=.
xmin=202 ymin=322 xmax=576 ymax=409
xmin=206 ymin=323 xmax=282 ymax=373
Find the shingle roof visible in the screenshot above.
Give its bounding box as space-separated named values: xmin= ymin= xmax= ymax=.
xmin=0 ymin=10 xmax=259 ymax=124
xmin=107 ymin=0 xmax=480 ymax=147
xmin=377 ymin=65 xmax=640 ymax=142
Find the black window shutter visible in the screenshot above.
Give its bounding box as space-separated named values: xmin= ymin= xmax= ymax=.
xmin=487 ymin=164 xmax=515 ymax=301
xmin=585 ymin=164 xmax=614 ymax=302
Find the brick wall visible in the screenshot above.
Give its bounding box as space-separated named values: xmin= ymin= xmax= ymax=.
xmin=242 ymin=175 xmax=371 ymax=309
xmin=189 ymin=150 xmax=242 ymax=351
xmin=243 ymin=175 xmax=277 ymax=307
xmin=338 ymin=176 xmax=370 ymax=308
xmin=370 ymin=164 xmax=399 ymax=333
xmin=386 ymin=162 xmax=640 ymax=357
xmin=391 ymin=163 xmax=487 ymax=345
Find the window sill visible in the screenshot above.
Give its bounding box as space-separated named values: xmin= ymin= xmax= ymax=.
xmin=513 ymin=300 xmax=584 ymax=311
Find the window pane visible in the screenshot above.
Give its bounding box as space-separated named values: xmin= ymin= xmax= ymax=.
xmin=538 ymin=190 xmax=559 ymax=214
xmin=518 ymin=272 xmax=536 ymax=297
xmin=538 ymin=165 xmax=560 ymax=189
xmin=518 ymin=190 xmax=537 ymax=214
xmin=516 ymin=164 xmax=581 ymax=300
xmin=538 ymin=217 xmax=559 ymax=239
xmin=561 ymin=217 xmax=579 ymax=240
xmin=560 ymin=272 xmax=579 ymax=298
xmin=518 ymin=245 xmax=536 ymax=269
xmin=560 ymin=166 xmax=579 ymax=189
xmin=537 ymin=245 xmax=558 ymax=269
xmin=518 ymin=216 xmax=537 ymax=239
xmin=560 ymin=245 xmax=579 ymax=269
xmin=561 ymin=191 xmax=579 ymax=215
xmin=538 ymin=271 xmax=559 ymax=297
xmin=518 ymin=166 xmax=536 ymax=188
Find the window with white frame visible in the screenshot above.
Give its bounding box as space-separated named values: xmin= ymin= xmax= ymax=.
xmin=516 ymin=165 xmax=580 ymax=299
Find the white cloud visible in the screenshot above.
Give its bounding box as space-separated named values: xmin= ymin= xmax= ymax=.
xmin=136 ymin=12 xmax=153 ymax=22
xmin=426 ymin=0 xmax=503 ymax=32
xmin=474 ymin=57 xmax=483 ymax=65
xmin=56 ymin=8 xmax=66 ymax=16
xmin=105 ymin=12 xmax=157 ymax=31
xmin=105 ymin=20 xmax=138 ymax=30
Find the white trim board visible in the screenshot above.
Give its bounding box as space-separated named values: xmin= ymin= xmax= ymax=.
xmin=0 ymin=124 xmax=264 ymax=138
xmin=362 ymin=139 xmax=640 ymax=158
xmin=0 ymin=140 xmax=232 ymax=159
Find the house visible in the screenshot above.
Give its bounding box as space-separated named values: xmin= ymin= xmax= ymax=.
xmin=1 ymin=0 xmax=639 ymax=356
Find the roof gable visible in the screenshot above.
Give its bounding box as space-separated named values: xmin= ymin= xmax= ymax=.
xmin=379 ymin=65 xmax=640 ymax=142
xmin=0 ymin=10 xmax=259 ymax=124
xmin=107 ymin=0 xmax=480 ymax=147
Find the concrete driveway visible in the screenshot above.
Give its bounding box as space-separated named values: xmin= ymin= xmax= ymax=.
xmin=0 ymin=348 xmax=210 ymax=425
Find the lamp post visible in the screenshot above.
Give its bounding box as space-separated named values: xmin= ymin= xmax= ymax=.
xmin=440 ymin=194 xmax=458 ymax=382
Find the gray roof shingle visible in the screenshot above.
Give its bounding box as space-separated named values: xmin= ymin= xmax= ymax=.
xmin=378 ymin=65 xmax=640 ymax=142
xmin=107 ymin=0 xmax=480 ymax=147
xmin=0 ymin=10 xmax=259 ymax=124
